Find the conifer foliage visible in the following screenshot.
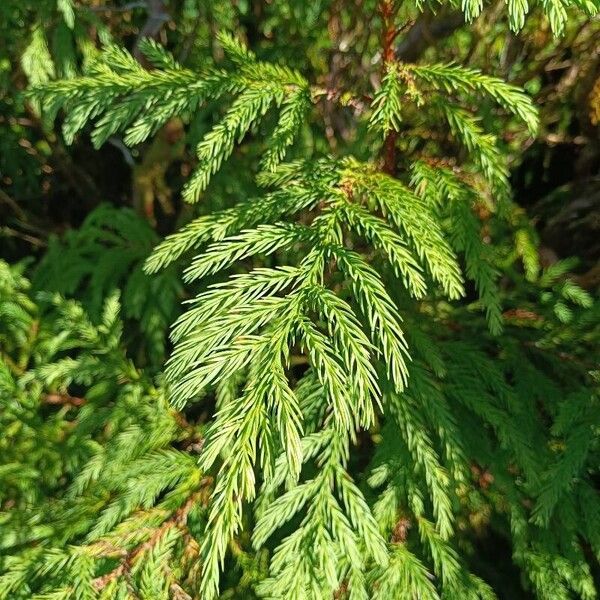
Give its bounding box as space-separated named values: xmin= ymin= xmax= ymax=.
xmin=1 ymin=1 xmax=599 ymax=599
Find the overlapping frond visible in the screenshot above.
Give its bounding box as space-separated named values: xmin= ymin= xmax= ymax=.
xmin=29 ymin=32 xmax=312 ymax=203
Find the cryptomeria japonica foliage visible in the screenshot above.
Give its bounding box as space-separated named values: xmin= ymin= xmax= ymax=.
xmin=1 ymin=0 xmax=599 ymax=599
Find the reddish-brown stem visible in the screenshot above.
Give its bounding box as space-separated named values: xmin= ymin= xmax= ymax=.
xmin=380 ymin=0 xmax=399 ymax=63
xmin=92 ymin=485 xmax=211 ymax=591
xmin=380 ymin=0 xmax=398 ymax=174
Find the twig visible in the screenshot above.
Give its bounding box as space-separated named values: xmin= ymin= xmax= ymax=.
xmin=0 ymin=188 xmax=28 ymax=221
xmin=0 ymin=226 xmax=47 ymax=248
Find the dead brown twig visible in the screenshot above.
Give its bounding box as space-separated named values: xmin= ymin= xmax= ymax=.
xmin=93 ymin=484 xmax=211 ymax=591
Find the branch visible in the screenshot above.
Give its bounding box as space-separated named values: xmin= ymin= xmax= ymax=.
xmin=133 ymin=0 xmax=170 ymax=63
xmin=0 ymin=226 xmax=47 ymax=248
xmin=0 ymin=188 xmax=28 ymax=221
xmin=395 ymin=11 xmax=465 ymax=62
